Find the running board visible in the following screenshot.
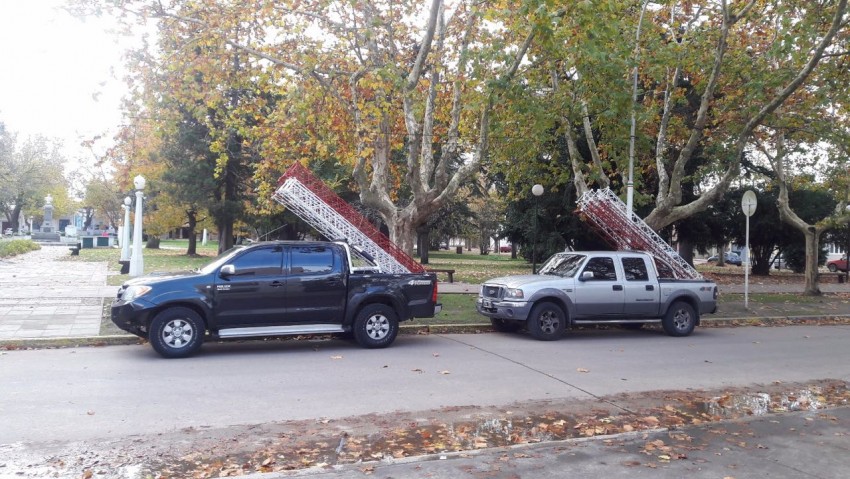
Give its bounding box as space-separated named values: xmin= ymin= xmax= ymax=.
xmin=217 ymin=324 xmax=346 ymax=338
xmin=571 ymin=319 xmax=661 ymax=325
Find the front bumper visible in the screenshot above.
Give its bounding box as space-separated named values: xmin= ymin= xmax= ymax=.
xmin=111 ymin=299 xmax=157 ymax=338
xmin=475 ymin=297 xmax=532 ymax=321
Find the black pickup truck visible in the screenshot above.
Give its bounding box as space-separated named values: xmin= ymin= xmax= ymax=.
xmin=111 ymin=241 xmax=441 ymax=358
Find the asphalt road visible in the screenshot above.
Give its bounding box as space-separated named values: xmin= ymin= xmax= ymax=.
xmin=2 ymin=325 xmax=850 ymax=446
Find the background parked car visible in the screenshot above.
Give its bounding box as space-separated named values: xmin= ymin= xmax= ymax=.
xmin=827 ymin=256 xmax=848 ymax=272
xmin=707 ymin=252 xmax=742 ymax=266
xmin=499 ymin=245 xmax=512 ymax=253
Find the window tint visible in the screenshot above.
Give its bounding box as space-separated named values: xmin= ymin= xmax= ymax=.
xmin=622 ymin=257 xmax=649 ymax=281
xmin=291 ymin=246 xmax=335 ymax=275
xmin=230 ymin=247 xmax=283 ymax=276
xmin=583 ymin=257 xmax=617 ymax=281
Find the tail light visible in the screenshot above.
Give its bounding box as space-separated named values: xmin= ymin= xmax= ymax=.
xmin=432 ymin=282 xmax=438 ymax=303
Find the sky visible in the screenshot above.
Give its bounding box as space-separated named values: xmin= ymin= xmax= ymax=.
xmin=0 ymin=0 xmax=132 ymax=167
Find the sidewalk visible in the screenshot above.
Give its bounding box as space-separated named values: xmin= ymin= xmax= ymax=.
xmin=2 ymin=246 xmax=850 ymax=343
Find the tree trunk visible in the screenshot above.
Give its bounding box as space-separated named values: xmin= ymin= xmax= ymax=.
xmin=677 ymin=238 xmax=694 ymax=266
xmin=417 ymin=227 xmax=430 ymax=264
xmin=803 ymin=229 xmax=821 ymax=296
xmin=146 ymin=235 xmax=161 ymax=249
xmin=186 ymin=211 xmax=198 ymax=256
xmin=10 ymin=203 xmax=22 ymax=232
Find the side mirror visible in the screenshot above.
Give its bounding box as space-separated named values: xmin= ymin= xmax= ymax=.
xmin=579 ymin=271 xmax=594 ymax=281
xmin=220 ymin=264 xmax=235 ymax=277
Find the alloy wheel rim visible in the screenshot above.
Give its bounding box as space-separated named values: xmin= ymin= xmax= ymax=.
xmin=163 ymin=319 xmax=194 ymax=348
xmin=673 ymin=310 xmax=691 ymax=331
xmin=540 ymin=311 xmax=559 ymax=334
xmin=365 ymin=314 xmax=390 ymax=339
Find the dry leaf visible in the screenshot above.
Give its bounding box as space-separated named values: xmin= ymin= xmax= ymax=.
xmin=576 ymin=368 xmax=590 ymax=373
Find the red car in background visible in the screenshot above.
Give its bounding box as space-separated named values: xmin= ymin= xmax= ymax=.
xmin=499 ymin=245 xmax=512 ymax=253
xmin=827 ymin=256 xmax=848 ymax=272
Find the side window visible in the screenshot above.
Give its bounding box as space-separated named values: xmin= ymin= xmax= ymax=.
xmin=583 ymin=257 xmax=617 ymax=281
xmin=230 ymin=247 xmax=283 ymax=276
xmin=290 ymin=246 xmax=335 ymax=275
xmin=622 ymin=257 xmax=649 ymax=281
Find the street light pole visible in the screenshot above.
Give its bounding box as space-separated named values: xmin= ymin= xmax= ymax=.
xmin=120 ymin=197 xmax=132 ymax=262
xmin=129 ymin=176 xmax=146 ymax=277
xmin=845 ymin=205 xmax=850 ymax=283
xmin=532 ymin=184 xmax=544 ymax=274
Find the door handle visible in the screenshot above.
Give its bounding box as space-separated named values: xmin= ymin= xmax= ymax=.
xmin=613 ymin=285 xmax=623 ymax=291
xmin=645 ymin=285 xmax=655 ymax=291
xmin=270 ymin=280 xmax=283 ymax=287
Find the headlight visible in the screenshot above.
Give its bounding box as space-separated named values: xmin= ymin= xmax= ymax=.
xmin=503 ymin=288 xmax=524 ymax=300
xmin=122 ymin=285 xmax=152 ymax=301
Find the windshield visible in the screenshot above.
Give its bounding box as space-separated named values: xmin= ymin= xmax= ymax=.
xmin=198 ymin=245 xmax=248 ymax=274
xmin=537 ymin=253 xmax=586 ymax=277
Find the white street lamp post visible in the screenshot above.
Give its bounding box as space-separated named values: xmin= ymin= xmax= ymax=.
xmin=129 ymin=176 xmax=146 ymax=277
xmin=531 ymin=184 xmax=544 ymax=274
xmin=741 ymin=190 xmax=757 ymax=309
xmin=120 ymin=197 xmax=132 ymax=262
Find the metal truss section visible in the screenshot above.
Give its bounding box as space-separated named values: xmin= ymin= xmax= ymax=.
xmin=272 ymin=163 xmax=424 ymax=274
xmin=577 ymin=188 xmax=702 ymax=280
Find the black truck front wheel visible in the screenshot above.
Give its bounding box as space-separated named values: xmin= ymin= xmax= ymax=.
xmin=662 ymin=301 xmax=697 ymax=337
xmin=353 ymin=304 xmax=399 ymax=349
xmin=149 ymin=307 xmax=205 ymax=358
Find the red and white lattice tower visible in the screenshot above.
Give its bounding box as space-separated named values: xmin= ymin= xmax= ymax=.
xmin=577 ymin=188 xmax=702 ymax=280
xmin=272 ymin=163 xmax=425 ymax=274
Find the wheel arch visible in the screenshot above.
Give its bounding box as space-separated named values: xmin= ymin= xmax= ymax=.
xmin=526 ymin=289 xmax=574 ymax=324
xmin=664 ymin=294 xmax=701 ymax=325
xmin=345 ymin=294 xmax=401 ymax=326
xmin=145 ymin=300 xmax=211 ymax=334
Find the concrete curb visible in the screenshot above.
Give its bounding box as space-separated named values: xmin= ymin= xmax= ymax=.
xmin=3 ymin=315 xmax=850 ymax=351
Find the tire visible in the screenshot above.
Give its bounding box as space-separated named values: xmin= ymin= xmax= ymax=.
xmin=662 ymin=301 xmax=696 ymax=337
xmin=527 ymin=302 xmax=566 ymax=341
xmin=149 ymin=307 xmax=205 ymax=358
xmin=353 ymin=304 xmax=399 ymax=349
xmin=828 ymin=264 xmax=838 ymax=273
xmin=490 ymin=318 xmax=521 ymax=333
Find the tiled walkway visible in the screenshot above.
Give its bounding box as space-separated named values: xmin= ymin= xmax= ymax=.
xmin=0 ymin=246 xmax=116 ymax=339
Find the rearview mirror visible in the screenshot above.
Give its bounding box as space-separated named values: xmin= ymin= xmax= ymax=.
xmin=579 ymin=271 xmax=594 ymax=281
xmin=220 ymin=264 xmax=235 ymax=277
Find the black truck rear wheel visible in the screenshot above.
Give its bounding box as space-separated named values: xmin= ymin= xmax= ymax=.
xmin=353 ymin=304 xmax=399 ymax=348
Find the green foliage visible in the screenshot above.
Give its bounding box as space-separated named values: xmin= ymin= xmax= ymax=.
xmin=0 ymin=239 xmax=40 ymax=258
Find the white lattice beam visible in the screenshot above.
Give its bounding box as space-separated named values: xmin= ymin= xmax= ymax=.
xmin=273 ymin=179 xmax=411 ymax=274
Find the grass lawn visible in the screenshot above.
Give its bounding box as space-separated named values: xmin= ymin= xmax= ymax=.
xmin=422 ymin=251 xmax=531 ymax=283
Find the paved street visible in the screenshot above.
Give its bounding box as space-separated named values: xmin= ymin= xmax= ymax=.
xmin=3 ymin=325 xmax=850 ymax=444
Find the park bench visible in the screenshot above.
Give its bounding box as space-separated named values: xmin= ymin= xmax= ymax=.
xmin=69 ymin=242 xmax=81 ymax=256
xmin=817 ymin=272 xmax=846 ymax=283
xmin=427 ymin=268 xmax=456 ymax=283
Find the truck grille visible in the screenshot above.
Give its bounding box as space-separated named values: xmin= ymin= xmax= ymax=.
xmin=480 ymin=285 xmax=504 ymax=300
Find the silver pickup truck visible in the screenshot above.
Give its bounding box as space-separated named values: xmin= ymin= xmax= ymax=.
xmin=476 ymin=251 xmax=717 ymax=340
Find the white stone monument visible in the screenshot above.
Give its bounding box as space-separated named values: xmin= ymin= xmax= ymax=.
xmin=41 ymin=195 xmax=54 ymax=233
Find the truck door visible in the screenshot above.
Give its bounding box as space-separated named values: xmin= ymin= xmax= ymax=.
xmin=620 ymin=256 xmax=658 ymax=316
xmin=575 ymin=256 xmax=625 ymax=316
xmin=213 ymin=245 xmax=285 ymax=327
xmin=284 ymin=245 xmax=347 ymax=323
